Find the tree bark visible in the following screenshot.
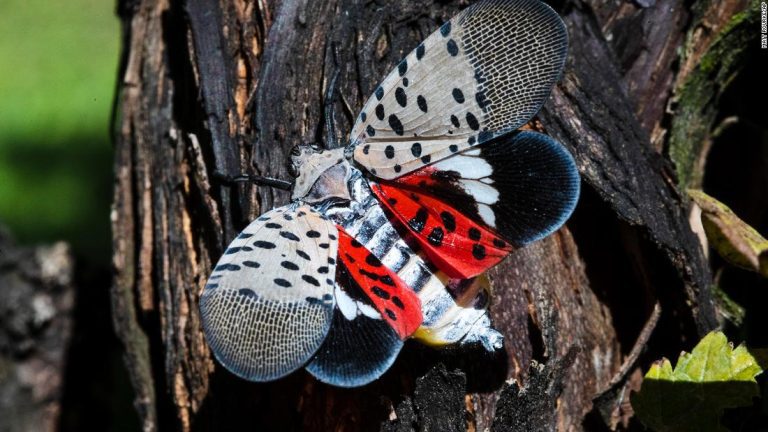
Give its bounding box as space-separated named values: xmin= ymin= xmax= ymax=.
xmin=111 ymin=0 xmax=755 ymax=430
xmin=0 ymin=230 xmax=75 ymax=432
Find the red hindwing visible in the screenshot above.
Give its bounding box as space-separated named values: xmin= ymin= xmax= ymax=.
xmin=370 ymin=170 xmax=513 ymax=279
xmin=336 ymin=228 xmax=422 ymax=339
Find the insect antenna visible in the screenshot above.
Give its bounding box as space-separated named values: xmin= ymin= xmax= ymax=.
xmin=213 ymin=171 xmax=293 ymax=191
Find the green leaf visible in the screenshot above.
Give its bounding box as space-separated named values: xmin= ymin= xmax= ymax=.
xmin=688 ymin=189 xmax=768 ymax=278
xmin=632 ymin=331 xmax=763 ymax=432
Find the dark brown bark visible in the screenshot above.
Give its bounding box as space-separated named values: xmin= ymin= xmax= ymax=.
xmin=111 ymin=0 xmax=754 ymax=430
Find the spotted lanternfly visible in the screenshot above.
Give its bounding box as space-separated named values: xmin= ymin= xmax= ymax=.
xmin=200 ymin=0 xmax=580 ymax=387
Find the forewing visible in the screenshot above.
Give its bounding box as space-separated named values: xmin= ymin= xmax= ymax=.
xmin=199 ymin=205 xmax=339 ymax=382
xmin=372 ymin=131 xmax=580 ymax=279
xmin=351 ymin=0 xmax=567 ymax=179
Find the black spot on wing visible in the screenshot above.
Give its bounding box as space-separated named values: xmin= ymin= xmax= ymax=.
xmin=388 ymin=115 xmax=404 ymax=136
xmin=416 ymin=43 xmax=425 ymax=60
xmin=238 ymin=288 xmax=256 ymax=298
xmin=468 ymin=227 xmax=481 ymax=241
xmin=446 ymin=39 xmax=458 ymax=56
xmin=385 ymin=145 xmax=395 ymax=159
xmin=398 ymin=60 xmax=407 ymax=76
xmin=253 ymin=240 xmax=277 ymax=249
xmin=476 ymin=90 xmax=490 ymax=110
xmin=417 ymin=95 xmax=428 ymax=113
xmin=280 ymin=231 xmax=300 ymax=241
xmin=427 ymin=227 xmax=444 ymax=246
xmin=375 ymin=104 xmax=385 ymax=120
xmin=366 ymin=125 xmax=376 ymax=137
xmin=265 ymin=222 xmax=281 ymax=229
xmin=452 ymin=88 xmax=465 ymax=103
xmin=365 ymin=254 xmax=382 ymax=267
xmin=274 ymin=278 xmax=292 ymax=287
xmin=296 ymin=250 xmax=311 ymax=260
xmin=224 ymin=246 xmax=253 ymax=254
xmin=375 ymin=86 xmax=384 ymax=100
xmin=392 ymin=296 xmax=404 ymax=309
xmin=440 ymin=21 xmax=451 ymax=37
xmin=372 ymin=286 xmax=390 ymax=299
xmin=395 ymin=88 xmax=407 ymax=107
xmin=440 ymin=211 xmax=456 ymax=232
xmin=360 ymin=268 xmax=379 ymax=281
xmin=281 ymin=261 xmax=299 ymax=271
xmin=408 ymin=209 xmax=428 ymax=233
xmin=472 ymin=244 xmax=486 ymax=260
xmin=466 ymin=112 xmax=480 ymax=130
xmin=410 ymin=142 xmax=422 ymax=157
xmin=215 ymin=263 xmax=241 ymax=272
xmin=302 ymin=275 xmax=321 ymax=287
xmin=242 ymin=260 xmax=261 ymax=268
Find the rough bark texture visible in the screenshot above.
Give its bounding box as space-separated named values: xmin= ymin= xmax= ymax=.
xmin=0 ymin=230 xmax=75 ymax=432
xmin=111 ymin=0 xmax=755 ymax=430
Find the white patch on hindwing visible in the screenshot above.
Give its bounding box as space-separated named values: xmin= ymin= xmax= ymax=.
xmin=334 ymin=282 xmax=383 ymax=321
xmin=335 ymin=284 xmax=358 ymax=320
xmin=458 ymin=179 xmax=499 ymax=205
xmin=433 ymin=154 xmax=492 ymax=179
xmin=478 ymin=203 xmax=496 ymax=227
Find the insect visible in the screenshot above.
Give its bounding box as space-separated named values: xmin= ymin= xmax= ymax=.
xmin=200 ymin=0 xmax=580 ymax=387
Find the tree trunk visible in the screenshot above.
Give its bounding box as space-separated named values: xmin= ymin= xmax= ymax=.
xmin=0 ymin=230 xmax=75 ymax=432
xmin=111 ymin=0 xmax=755 ymax=430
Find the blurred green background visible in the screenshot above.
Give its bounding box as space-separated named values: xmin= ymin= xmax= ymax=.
xmin=0 ymin=2 xmax=134 ymax=427
xmin=0 ymin=0 xmax=117 ymax=262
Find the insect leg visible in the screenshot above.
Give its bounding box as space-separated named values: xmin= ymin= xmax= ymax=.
xmin=212 ymin=171 xmax=293 ymax=191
